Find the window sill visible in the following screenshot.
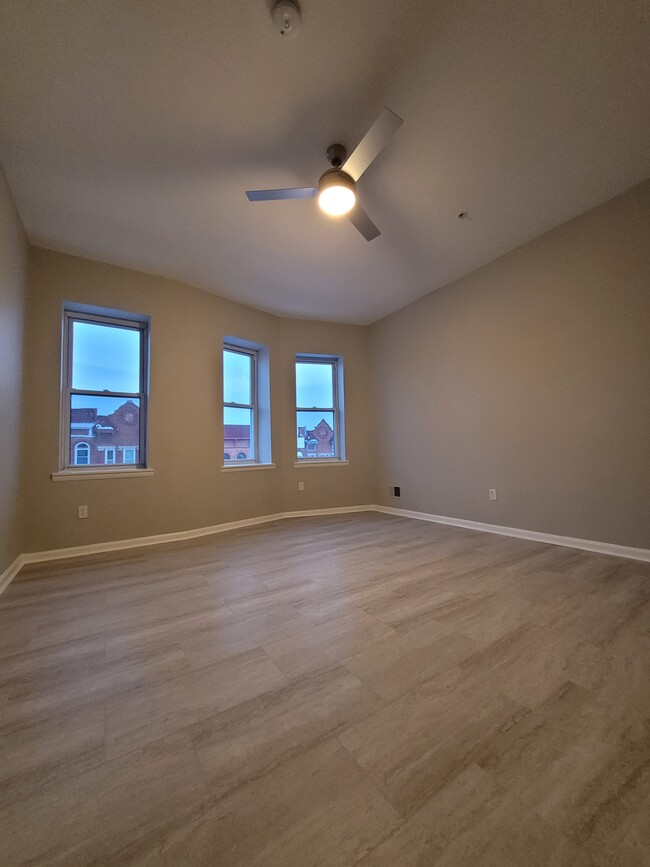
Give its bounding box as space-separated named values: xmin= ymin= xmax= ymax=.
xmin=52 ymin=468 xmax=154 ymax=482
xmin=293 ymin=460 xmax=349 ymax=468
xmin=220 ymin=463 xmax=276 ymax=472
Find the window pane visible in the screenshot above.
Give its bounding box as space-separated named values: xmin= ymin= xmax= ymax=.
xmin=296 ymin=361 xmax=333 ymax=408
xmin=72 ymin=321 xmax=141 ymax=393
xmin=69 ymin=395 xmax=141 ymax=466
xmin=224 ymin=406 xmax=254 ymax=461
xmin=296 ymin=411 xmax=336 ymax=459
xmin=223 ymin=349 xmax=252 ymax=405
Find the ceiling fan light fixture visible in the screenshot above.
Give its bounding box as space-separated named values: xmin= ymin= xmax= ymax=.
xmin=245 ymin=108 xmax=403 ymax=239
xmin=317 ymin=170 xmax=356 ymax=217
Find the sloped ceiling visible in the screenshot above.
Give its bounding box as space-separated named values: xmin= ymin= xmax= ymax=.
xmin=0 ymin=0 xmax=648 ymax=323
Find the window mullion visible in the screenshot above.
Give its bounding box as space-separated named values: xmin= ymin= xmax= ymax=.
xmin=296 ymin=407 xmax=335 ymax=413
xmin=70 ymin=389 xmax=142 ymax=399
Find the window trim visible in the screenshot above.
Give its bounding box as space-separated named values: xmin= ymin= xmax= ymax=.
xmin=104 ymin=447 xmax=116 ymax=465
xmin=295 ymin=355 xmax=342 ymax=461
xmin=223 ymin=343 xmax=258 ymax=464
xmin=292 ymin=459 xmax=349 ymax=468
xmin=52 ymin=467 xmax=154 ymax=481
xmin=61 ymin=306 xmax=149 ymax=471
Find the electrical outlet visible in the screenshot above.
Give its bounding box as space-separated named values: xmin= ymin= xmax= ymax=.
xmin=298 ymin=481 xmax=305 ymax=491
xmin=78 ymin=505 xmax=88 ymax=519
xmin=489 ymin=489 xmax=497 ymax=501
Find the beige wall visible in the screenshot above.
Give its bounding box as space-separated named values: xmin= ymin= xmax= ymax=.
xmin=16 ymin=181 xmax=650 ymax=556
xmin=23 ymin=249 xmax=374 ymax=553
xmin=0 ymin=167 xmax=28 ymax=574
xmin=371 ymin=181 xmax=650 ymax=549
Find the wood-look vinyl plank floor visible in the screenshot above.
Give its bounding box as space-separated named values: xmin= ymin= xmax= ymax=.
xmin=0 ymin=512 xmax=648 ymax=866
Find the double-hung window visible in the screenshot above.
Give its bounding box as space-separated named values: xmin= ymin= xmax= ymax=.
xmin=223 ymin=345 xmax=257 ymax=462
xmin=295 ymin=355 xmax=344 ymax=460
xmin=222 ymin=339 xmax=272 ymax=467
xmin=61 ymin=306 xmax=149 ymax=470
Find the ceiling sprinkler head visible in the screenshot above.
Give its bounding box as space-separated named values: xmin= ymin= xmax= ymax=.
xmin=271 ymin=1 xmax=302 ymax=40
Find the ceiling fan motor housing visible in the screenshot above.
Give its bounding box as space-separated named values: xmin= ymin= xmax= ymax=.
xmin=326 ymin=144 xmax=347 ymax=168
xmin=318 ymin=168 xmax=355 ymax=195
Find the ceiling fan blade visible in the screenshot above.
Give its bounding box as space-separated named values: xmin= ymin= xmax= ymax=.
xmin=246 ymin=187 xmax=317 ymax=202
xmin=342 ymin=107 xmax=403 ymax=182
xmin=348 ymin=203 xmax=381 ymax=241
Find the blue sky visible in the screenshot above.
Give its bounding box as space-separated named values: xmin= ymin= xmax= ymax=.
xmin=72 ymin=321 xmax=140 ymax=393
xmin=223 ymin=350 xmax=251 ymax=423
xmin=295 ymin=362 xmax=333 ymax=408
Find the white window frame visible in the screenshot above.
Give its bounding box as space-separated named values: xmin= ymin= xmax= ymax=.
xmin=223 ymin=344 xmax=257 ymax=464
xmin=122 ymin=447 xmax=137 ymax=464
xmin=61 ymin=305 xmax=149 ymax=471
xmin=74 ymin=442 xmax=91 ymax=465
xmin=104 ymin=448 xmax=116 ymax=465
xmin=295 ymin=355 xmax=345 ymax=462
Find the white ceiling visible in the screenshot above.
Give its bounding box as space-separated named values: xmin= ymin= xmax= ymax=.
xmin=1 ymin=0 xmax=648 ymax=323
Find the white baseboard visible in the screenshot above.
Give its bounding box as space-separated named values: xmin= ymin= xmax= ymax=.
xmin=282 ymin=505 xmax=370 ymax=519
xmin=0 ymin=555 xmax=26 ymax=595
xmin=11 ymin=506 xmax=371 ymax=574
xmin=2 ymin=502 xmax=647 ymax=599
xmin=372 ymin=504 xmax=650 ymax=563
xmin=20 ymin=514 xmax=285 ymax=567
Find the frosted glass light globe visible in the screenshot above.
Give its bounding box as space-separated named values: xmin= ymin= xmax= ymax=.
xmin=318 ymin=184 xmax=356 ymax=216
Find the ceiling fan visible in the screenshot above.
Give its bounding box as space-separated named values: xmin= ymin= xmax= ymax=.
xmin=245 ymin=107 xmax=403 ymax=241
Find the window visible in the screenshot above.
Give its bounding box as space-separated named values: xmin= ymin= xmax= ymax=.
xmin=295 ymin=356 xmax=344 ymax=460
xmin=223 ymin=345 xmax=256 ymax=462
xmin=62 ymin=306 xmax=149 ymax=469
xmin=222 ymin=337 xmax=272 ymax=468
xmin=74 ymin=442 xmax=90 ymax=465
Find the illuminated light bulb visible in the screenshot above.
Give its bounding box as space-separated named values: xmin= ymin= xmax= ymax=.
xmin=318 ymin=185 xmax=356 ymax=216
